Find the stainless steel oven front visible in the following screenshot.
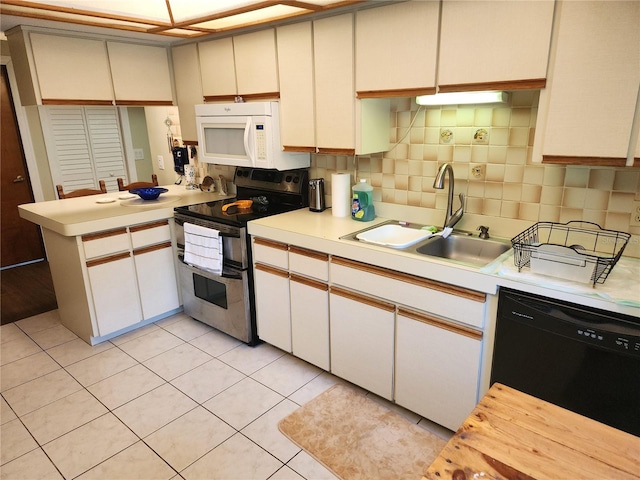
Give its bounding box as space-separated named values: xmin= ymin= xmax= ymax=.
xmin=174 ymin=213 xmax=255 ymax=344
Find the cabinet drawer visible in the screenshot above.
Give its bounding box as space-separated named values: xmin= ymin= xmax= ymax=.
xmin=82 ymin=228 xmax=129 ymax=260
xmin=330 ymin=257 xmax=486 ymax=329
xmin=253 ymin=237 xmax=288 ymax=269
xmin=130 ymin=220 xmax=171 ymax=249
xmin=289 ymin=246 xmax=328 ymax=281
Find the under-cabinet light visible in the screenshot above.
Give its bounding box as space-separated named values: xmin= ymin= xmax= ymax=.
xmin=416 ymin=91 xmax=510 ymax=106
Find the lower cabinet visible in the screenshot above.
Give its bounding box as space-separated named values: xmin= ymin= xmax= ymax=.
xmin=254 ymin=263 xmax=292 ymax=352
xmin=395 ymin=307 xmax=482 ymax=431
xmin=134 ymin=242 xmax=179 ymax=320
xmin=329 ymin=286 xmax=395 ymax=400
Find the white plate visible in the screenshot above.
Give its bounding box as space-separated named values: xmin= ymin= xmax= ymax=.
xmin=96 ymin=198 xmax=116 ymax=204
xmin=118 ymin=193 xmax=137 ymax=200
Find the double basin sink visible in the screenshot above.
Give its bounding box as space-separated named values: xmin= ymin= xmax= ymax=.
xmin=341 ymin=221 xmax=511 ymax=267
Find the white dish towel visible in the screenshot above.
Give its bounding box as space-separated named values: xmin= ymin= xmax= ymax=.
xmin=183 ymin=222 xmax=223 ymax=275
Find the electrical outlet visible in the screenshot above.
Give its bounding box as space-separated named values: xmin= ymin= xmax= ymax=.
xmin=157 ymin=155 xmax=165 ymax=170
xmin=631 ymin=201 xmax=640 ymax=226
xmin=470 ymin=164 xmax=484 ymax=179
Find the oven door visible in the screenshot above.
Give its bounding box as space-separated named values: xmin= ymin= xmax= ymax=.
xmin=178 ymin=260 xmax=253 ymax=344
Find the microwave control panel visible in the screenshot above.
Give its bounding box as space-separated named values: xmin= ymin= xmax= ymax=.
xmin=255 ymin=124 xmax=266 ymax=160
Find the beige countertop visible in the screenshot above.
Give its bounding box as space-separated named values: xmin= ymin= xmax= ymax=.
xmin=18 ymin=185 xmax=233 ymax=236
xmin=248 ymin=208 xmax=640 ymax=317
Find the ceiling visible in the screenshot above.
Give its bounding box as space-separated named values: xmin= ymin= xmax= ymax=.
xmin=0 ymin=0 xmax=377 ymax=44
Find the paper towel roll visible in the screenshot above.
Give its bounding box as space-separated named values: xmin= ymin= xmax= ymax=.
xmin=331 ymin=172 xmax=351 ymax=217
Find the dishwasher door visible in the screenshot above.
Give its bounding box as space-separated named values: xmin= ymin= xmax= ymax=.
xmin=491 ymin=287 xmax=640 ymax=437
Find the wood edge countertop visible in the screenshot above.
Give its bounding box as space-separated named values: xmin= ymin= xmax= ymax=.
xmin=423 ymin=383 xmax=640 ymax=480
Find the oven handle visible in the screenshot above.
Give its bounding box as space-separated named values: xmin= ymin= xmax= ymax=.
xmin=177 ymin=253 xmax=243 ymax=279
xmin=174 ymin=217 xmax=242 ymax=239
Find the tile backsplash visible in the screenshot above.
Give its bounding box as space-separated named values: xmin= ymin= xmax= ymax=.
xmin=310 ymin=91 xmax=640 ymax=239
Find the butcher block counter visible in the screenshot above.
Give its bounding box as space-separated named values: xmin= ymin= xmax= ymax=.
xmin=423 ymin=383 xmax=640 ymax=480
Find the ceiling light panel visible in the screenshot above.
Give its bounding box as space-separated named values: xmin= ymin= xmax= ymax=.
xmin=168 ymin=0 xmax=258 ymax=23
xmin=193 ymin=5 xmax=307 ymax=30
xmin=18 ymin=0 xmax=171 ymax=23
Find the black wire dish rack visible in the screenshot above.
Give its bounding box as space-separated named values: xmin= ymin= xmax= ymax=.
xmin=511 ymin=221 xmax=631 ymax=287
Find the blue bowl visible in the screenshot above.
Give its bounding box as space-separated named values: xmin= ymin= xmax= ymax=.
xmin=129 ymin=187 xmax=168 ymax=200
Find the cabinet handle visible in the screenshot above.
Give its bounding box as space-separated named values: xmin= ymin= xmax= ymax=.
xmin=398 ymin=307 xmax=482 ymax=341
xmin=254 ymin=237 xmax=288 ymax=251
xmin=331 ymin=256 xmax=485 ymax=303
xmin=133 ymin=241 xmax=172 ymax=256
xmin=255 ymin=263 xmax=289 ymax=279
xmin=86 ymin=251 xmax=131 ymax=268
xmin=330 ymin=286 xmax=395 ymax=312
xmin=82 ymin=228 xmax=128 ymax=242
xmin=290 ymin=273 xmax=328 ymax=291
xmin=130 ymin=220 xmax=169 ymax=233
xmin=289 ymin=246 xmax=328 ymax=262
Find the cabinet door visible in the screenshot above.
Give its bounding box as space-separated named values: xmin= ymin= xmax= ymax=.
xmin=82 ymin=228 xmax=129 ymax=260
xmin=356 ymin=1 xmax=439 ymax=97
xmin=290 ymin=275 xmax=330 ymax=370
xmin=314 ymin=13 xmax=355 ymax=154
xmin=438 ymin=0 xmax=554 ymax=90
xmin=172 ymin=43 xmax=203 ymax=143
xmin=199 ymin=37 xmax=238 ymax=101
xmin=107 ymin=42 xmax=173 ymax=104
xmin=30 ymin=33 xmax=113 ymax=103
xmin=330 ymin=287 xmax=395 ymax=400
xmin=540 ymin=1 xmax=640 ymax=162
xmin=87 ymin=253 xmax=142 ymax=336
xmin=134 ymin=243 xmax=180 ymax=320
xmin=254 ymin=263 xmax=291 ymax=352
xmin=233 ymin=29 xmax=279 ymax=98
xmin=395 ymin=308 xmax=482 ymax=431
xmin=276 ymin=22 xmax=316 ymax=151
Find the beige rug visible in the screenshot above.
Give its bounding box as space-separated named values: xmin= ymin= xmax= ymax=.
xmin=279 ymin=385 xmax=447 ymax=480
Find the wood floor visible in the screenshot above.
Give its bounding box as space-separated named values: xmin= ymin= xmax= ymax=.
xmin=1 ymin=260 xmax=57 ymax=325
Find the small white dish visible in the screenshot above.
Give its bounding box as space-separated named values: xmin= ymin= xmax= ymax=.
xmin=118 ymin=193 xmax=137 ymax=200
xmin=96 ymin=198 xmax=116 ymax=204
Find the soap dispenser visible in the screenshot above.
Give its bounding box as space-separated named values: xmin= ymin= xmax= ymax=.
xmin=351 ymin=179 xmax=375 ymax=221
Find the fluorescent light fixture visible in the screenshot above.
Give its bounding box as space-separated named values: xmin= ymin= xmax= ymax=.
xmin=416 ymin=91 xmax=510 ymax=106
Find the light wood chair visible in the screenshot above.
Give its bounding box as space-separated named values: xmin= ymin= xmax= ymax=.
xmin=56 ymin=180 xmax=107 ymax=199
xmin=117 ymin=174 xmax=159 ymax=191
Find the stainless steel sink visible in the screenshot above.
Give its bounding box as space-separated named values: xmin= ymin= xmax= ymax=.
xmin=415 ymin=234 xmax=510 ymax=266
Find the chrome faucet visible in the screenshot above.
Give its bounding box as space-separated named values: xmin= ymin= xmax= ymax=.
xmin=433 ymin=163 xmax=464 ymax=229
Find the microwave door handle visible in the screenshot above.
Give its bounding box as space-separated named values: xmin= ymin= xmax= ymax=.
xmin=243 ymin=118 xmax=254 ymax=162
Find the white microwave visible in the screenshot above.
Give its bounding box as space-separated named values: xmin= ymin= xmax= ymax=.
xmin=195 ymin=101 xmax=310 ymax=170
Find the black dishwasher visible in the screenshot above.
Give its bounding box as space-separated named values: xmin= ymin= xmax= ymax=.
xmin=491 ymin=287 xmax=640 ymax=437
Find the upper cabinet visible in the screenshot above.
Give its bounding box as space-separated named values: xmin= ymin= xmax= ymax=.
xmin=172 ymin=43 xmax=203 ymax=143
xmin=106 ymin=42 xmax=173 ymax=105
xmin=537 ymin=1 xmax=640 ymax=165
xmin=199 ymin=29 xmax=279 ymax=102
xmin=438 ymin=0 xmax=554 ymax=91
xmin=355 ymin=1 xmax=439 ymax=98
xmin=6 ymin=27 xmax=174 ymax=106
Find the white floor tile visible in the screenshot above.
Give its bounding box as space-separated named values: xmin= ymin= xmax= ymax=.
xmin=75 ymin=441 xmax=176 ymax=480
xmin=0 ymin=351 xmax=60 ymax=392
xmin=108 ymin=323 xmax=161 ymax=346
xmin=287 ymin=372 xmax=347 ymax=406
xmin=65 ymin=347 xmax=138 ymax=387
xmin=45 ymin=338 xmax=114 ymax=368
xmin=143 ymin=343 xmax=212 ymax=381
xmin=241 ymin=398 xmax=301 ymax=463
xmin=202 ymin=377 xmax=284 ymax=430
xmin=0 ymin=447 xmax=63 ymax=480
xmin=171 ymin=358 xmax=245 ymax=404
xmin=269 ymin=465 xmax=305 ymax=480
xmin=159 ymin=317 xmax=214 ymax=342
xmin=181 ymin=433 xmax=282 ymax=480
xmin=286 ymin=451 xmax=339 ymax=480
xmin=188 ymin=329 xmax=242 ymax=357
xmin=28 ymin=324 xmax=77 ymax=350
xmin=3 ymin=369 xmax=82 ymax=417
xmin=251 ymin=354 xmax=322 ymax=397
xmin=14 ymin=311 xmax=61 ymax=336
xmin=42 ymin=413 xmax=137 ymax=479
xmin=0 ymin=397 xmax=17 ymax=425
xmin=113 ymin=383 xmax=197 ymax=438
xmin=0 ymin=335 xmax=42 ymax=366
xmin=218 ymin=342 xmax=286 ymax=375
xmin=20 ymin=389 xmax=108 ymax=445
xmin=0 ymin=418 xmax=38 ymax=465
xmin=144 ymin=406 xmax=235 ymax=472
xmin=0 ymin=324 xmax=27 ymax=345
xmin=117 ymin=329 xmax=184 ymax=363
xmin=87 ymin=364 xmax=165 ymax=410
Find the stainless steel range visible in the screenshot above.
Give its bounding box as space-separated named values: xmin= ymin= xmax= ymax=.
xmin=174 ymin=167 xmax=308 ymax=344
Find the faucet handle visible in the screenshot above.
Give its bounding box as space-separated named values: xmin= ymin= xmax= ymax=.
xmin=477 ymin=225 xmax=490 ymax=239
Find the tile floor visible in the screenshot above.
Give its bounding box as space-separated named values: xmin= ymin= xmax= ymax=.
xmin=1 ymin=310 xmax=453 ymax=480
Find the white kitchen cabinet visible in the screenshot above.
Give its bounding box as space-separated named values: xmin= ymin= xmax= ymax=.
xmin=314 ymin=13 xmax=390 ymax=155
xmin=537 ymin=1 xmax=640 ymax=164
xmin=330 ymin=286 xmax=395 ymax=400
xmin=254 ymin=263 xmax=291 ymax=352
xmin=355 ymin=1 xmax=439 ymax=97
xmin=199 ymin=37 xmax=237 ymax=101
xmin=172 ymin=43 xmax=203 ymax=143
xmin=276 ymin=21 xmax=316 ymax=152
xmin=438 ymin=0 xmax=554 ymax=91
xmin=395 ymin=308 xmax=482 ymax=431
xmin=17 ymin=31 xmax=113 ymax=104
xmin=107 ymin=42 xmax=173 ymax=105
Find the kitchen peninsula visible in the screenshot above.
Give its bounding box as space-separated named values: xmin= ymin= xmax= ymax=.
xmin=18 ymin=185 xmax=232 ymax=345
